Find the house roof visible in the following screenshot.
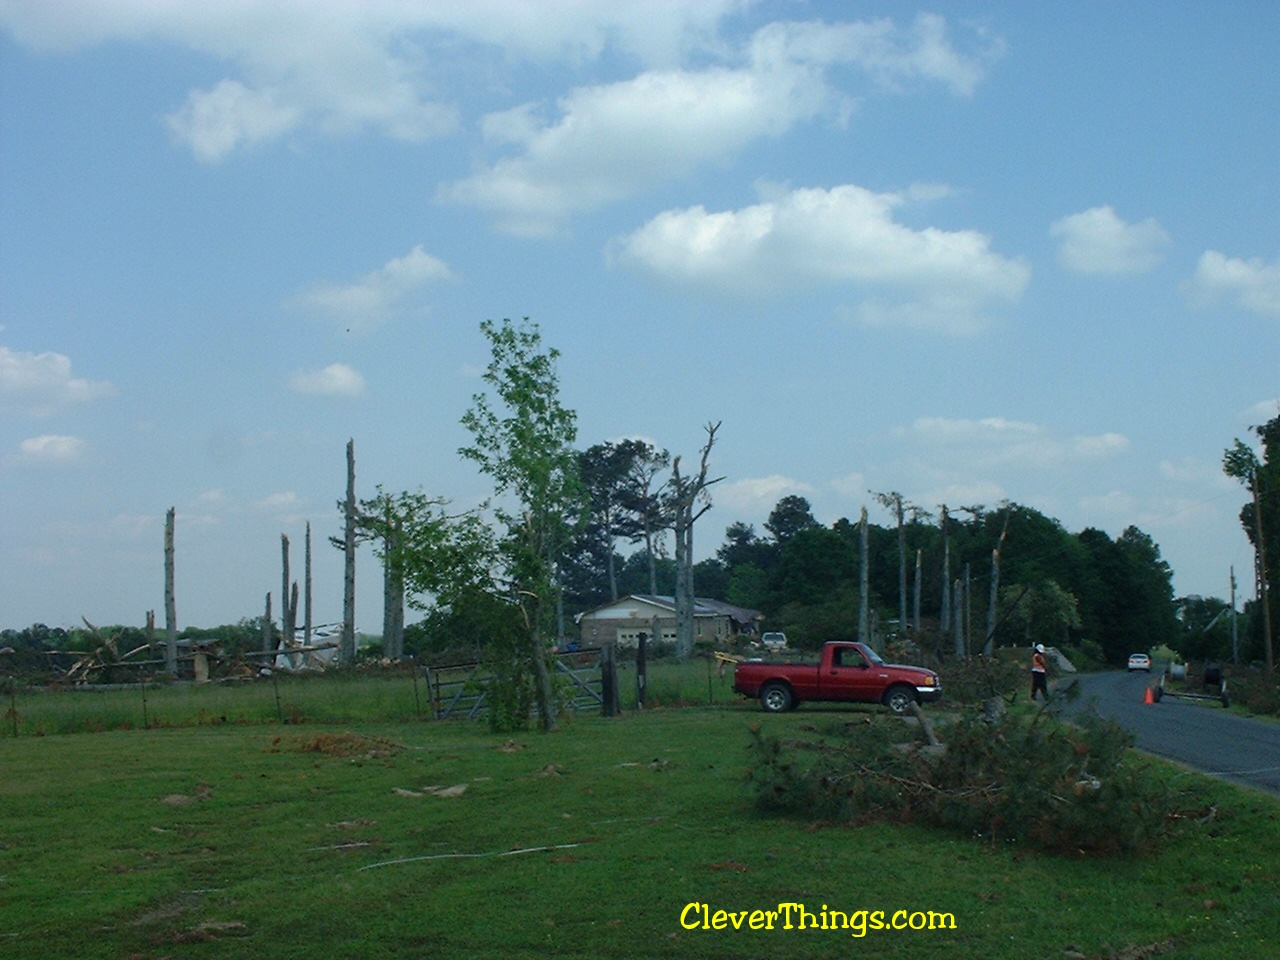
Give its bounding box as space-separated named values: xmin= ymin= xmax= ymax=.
xmin=580 ymin=594 xmax=762 ymax=626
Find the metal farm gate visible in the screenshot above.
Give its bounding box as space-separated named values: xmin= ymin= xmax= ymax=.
xmin=424 ymin=648 xmax=608 ymax=720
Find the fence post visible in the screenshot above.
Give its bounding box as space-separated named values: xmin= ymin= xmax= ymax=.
xmin=601 ymin=644 xmax=620 ymax=717
xmin=636 ymin=633 xmax=648 ymax=710
xmin=410 ymin=657 xmax=422 ymax=721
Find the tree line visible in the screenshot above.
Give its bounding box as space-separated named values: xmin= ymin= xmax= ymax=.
xmin=4 ymin=323 xmax=1274 ymax=716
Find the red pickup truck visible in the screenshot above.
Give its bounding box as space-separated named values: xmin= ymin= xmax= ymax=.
xmin=733 ymin=641 xmax=941 ymax=714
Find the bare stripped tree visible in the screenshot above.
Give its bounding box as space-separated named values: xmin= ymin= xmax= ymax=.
xmin=304 ymin=522 xmax=313 ymax=647
xmin=624 ymin=444 xmax=672 ymax=597
xmin=340 ymin=440 xmax=357 ymax=665
xmin=670 ymin=422 xmax=722 ymax=659
xmin=164 ymin=507 xmax=177 ymax=677
xmin=982 ymin=507 xmax=1012 ymax=657
xmin=938 ymin=505 xmax=952 ymax=653
xmin=871 ymin=491 xmax=909 ymax=639
xmin=280 ymin=534 xmax=298 ymax=650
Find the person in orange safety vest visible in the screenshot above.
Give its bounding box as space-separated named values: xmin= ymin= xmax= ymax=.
xmin=1030 ymin=643 xmax=1049 ymax=702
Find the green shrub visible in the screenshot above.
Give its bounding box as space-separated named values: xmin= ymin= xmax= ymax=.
xmin=1231 ymin=668 xmax=1280 ymax=716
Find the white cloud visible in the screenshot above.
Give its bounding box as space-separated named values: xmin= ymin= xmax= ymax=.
xmin=441 ymin=15 xmax=999 ymax=234
xmin=612 ymin=184 xmax=1029 ymax=335
xmin=1050 ymin=205 xmax=1170 ymax=275
xmin=442 ymin=62 xmax=833 ymax=236
xmin=0 ymin=1 xmax=745 ymax=162
xmin=916 ymin=480 xmax=1009 ymax=511
xmin=0 ymin=346 xmax=115 ymax=415
xmin=296 ymin=246 xmax=454 ymax=333
xmin=254 ymin=491 xmax=304 ymax=513
xmin=830 ymin=472 xmax=868 ymax=499
xmin=751 ymin=13 xmax=1001 ymax=98
xmin=716 ymin=475 xmax=814 ymax=514
xmin=166 ymin=79 xmax=301 ymax=163
xmin=17 ymin=434 xmax=85 ymax=464
xmin=908 ymin=417 xmax=1130 ymax=470
xmin=290 ymin=363 xmax=366 ymax=397
xmin=1242 ymin=398 xmax=1280 ymax=424
xmin=1184 ymin=251 xmax=1280 ymax=318
xmin=1159 ymin=457 xmax=1235 ymax=490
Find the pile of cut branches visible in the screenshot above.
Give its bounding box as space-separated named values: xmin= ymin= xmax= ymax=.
xmin=746 ymin=711 xmax=1204 ymax=856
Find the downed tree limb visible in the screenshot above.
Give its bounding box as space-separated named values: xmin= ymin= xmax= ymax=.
xmin=358 ymin=842 xmax=585 ymax=872
xmin=908 ymin=701 xmax=941 ymax=747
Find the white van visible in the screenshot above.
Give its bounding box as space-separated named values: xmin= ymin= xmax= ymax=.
xmin=760 ymin=631 xmax=788 ymax=651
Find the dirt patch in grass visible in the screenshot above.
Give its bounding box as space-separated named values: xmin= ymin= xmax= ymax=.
xmin=284 ymin=732 xmax=403 ymax=759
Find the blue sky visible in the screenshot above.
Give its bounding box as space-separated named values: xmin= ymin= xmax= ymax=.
xmin=2 ymin=1 xmax=1277 ymax=633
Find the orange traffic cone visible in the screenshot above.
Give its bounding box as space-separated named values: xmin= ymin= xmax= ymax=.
xmin=1143 ymin=686 xmax=1154 ymax=705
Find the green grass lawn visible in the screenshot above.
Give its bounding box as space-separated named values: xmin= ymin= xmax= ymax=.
xmin=2 ymin=682 xmax=1278 ymax=959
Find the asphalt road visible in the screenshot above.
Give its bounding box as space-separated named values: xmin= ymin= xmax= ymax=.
xmin=1063 ymin=670 xmax=1280 ymax=795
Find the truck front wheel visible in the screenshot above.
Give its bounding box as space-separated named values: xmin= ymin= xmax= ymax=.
xmin=883 ymin=685 xmax=917 ymax=715
xmin=760 ymin=682 xmax=794 ymax=713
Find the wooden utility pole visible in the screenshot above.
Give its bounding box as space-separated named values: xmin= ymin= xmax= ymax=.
xmin=1249 ymin=478 xmax=1274 ymax=673
xmin=263 ymin=591 xmax=273 ymax=654
xmin=164 ymin=507 xmax=177 ymax=677
xmin=1230 ymin=566 xmax=1239 ymax=664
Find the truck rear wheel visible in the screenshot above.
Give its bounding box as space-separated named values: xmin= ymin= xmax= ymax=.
xmin=760 ymin=682 xmax=793 ymax=713
xmin=883 ymin=685 xmax=917 ymax=715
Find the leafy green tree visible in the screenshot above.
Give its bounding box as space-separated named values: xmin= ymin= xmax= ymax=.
xmin=460 ymin=318 xmax=588 ymax=731
xmin=765 ymin=495 xmax=819 ymax=544
xmin=768 ymin=526 xmax=855 ymax=610
xmin=727 ymin=562 xmax=770 ymax=612
xmin=999 ymin=580 xmax=1082 ymax=649
xmin=576 ymin=442 xmax=641 ymax=602
xmin=615 ymin=550 xmax=677 ymax=597
xmin=717 ymin=521 xmax=774 ymax=571
xmin=1175 ymin=594 xmax=1235 ymax=662
xmin=617 ymin=441 xmax=672 ymax=596
xmin=564 ymin=439 xmax=672 ymax=609
xmin=1224 ymin=413 xmax=1278 ymax=672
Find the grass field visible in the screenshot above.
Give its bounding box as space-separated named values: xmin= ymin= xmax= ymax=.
xmin=2 ymin=672 xmax=1279 ymax=960
xmin=0 ymin=657 xmax=734 ymax=735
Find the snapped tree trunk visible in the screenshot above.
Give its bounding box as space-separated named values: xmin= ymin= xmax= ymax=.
xmin=281 ymin=534 xmax=295 ymax=648
xmin=940 ymin=507 xmax=953 ymax=654
xmin=304 ymin=522 xmax=313 ymax=648
xmin=982 ymin=513 xmax=1010 ymax=657
xmin=342 ymin=439 xmax=357 ymax=665
xmin=382 ymin=517 xmax=406 ymax=660
xmin=670 ymin=422 xmax=721 ymax=660
xmin=913 ymin=548 xmax=922 ymax=635
xmin=858 ymin=506 xmax=870 ymax=647
xmin=164 ymin=507 xmax=177 ymax=677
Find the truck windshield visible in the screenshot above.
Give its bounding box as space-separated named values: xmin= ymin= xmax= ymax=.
xmin=864 ymin=646 xmax=885 ymax=665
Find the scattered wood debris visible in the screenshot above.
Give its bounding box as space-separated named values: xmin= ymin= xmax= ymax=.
xmin=392 ymin=784 xmax=468 ymax=798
